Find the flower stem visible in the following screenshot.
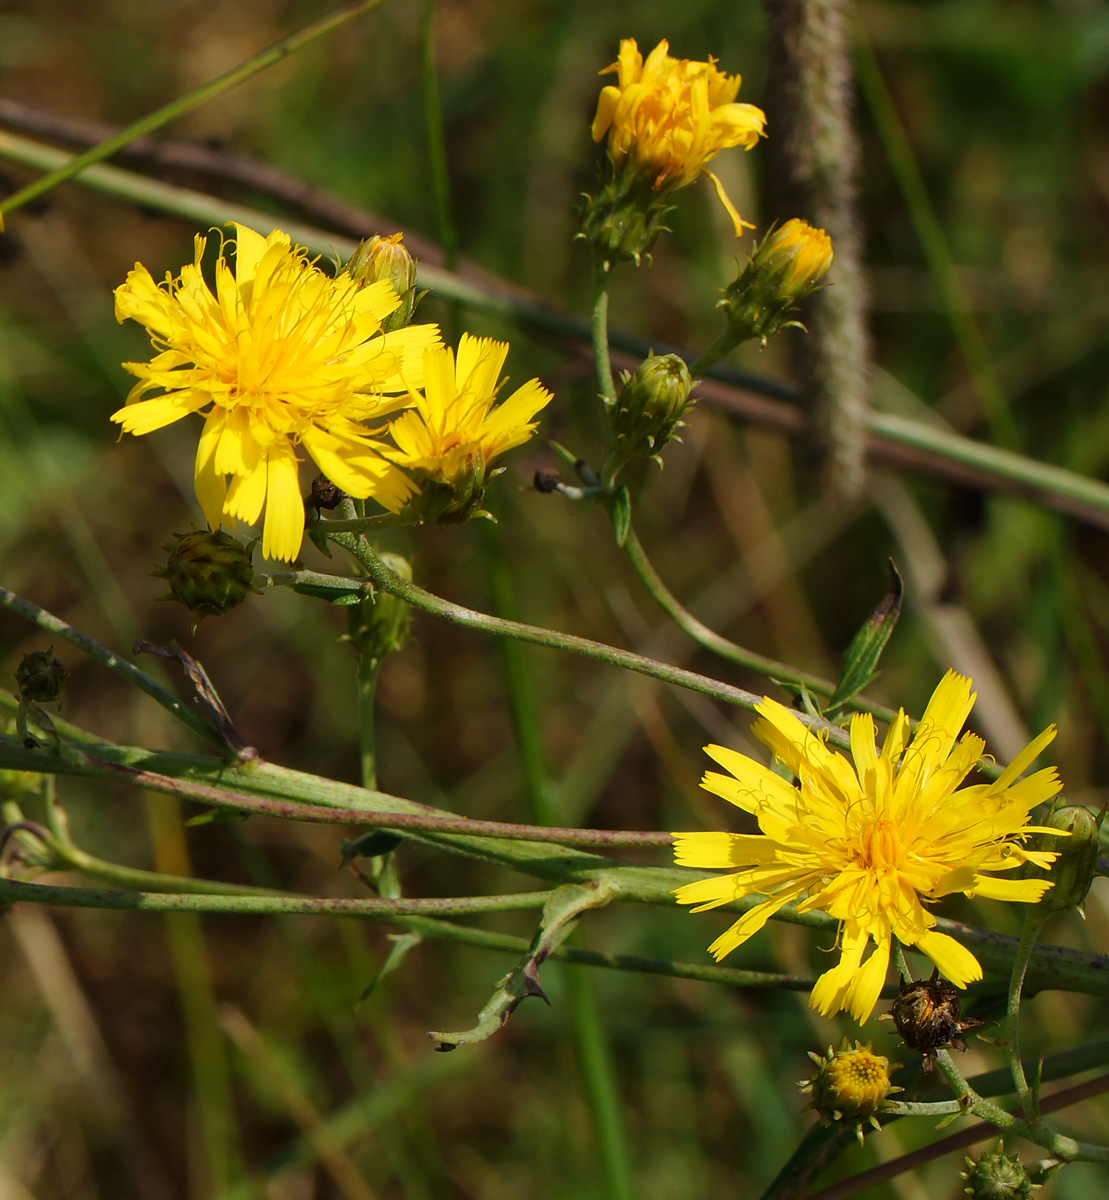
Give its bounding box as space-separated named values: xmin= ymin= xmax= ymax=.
xmin=0 ymin=0 xmax=392 ymax=220
xmin=0 ymin=876 xmax=552 ymax=919
xmin=619 ymin=522 xmax=898 ymax=721
xmin=1007 ymin=906 xmax=1049 ymax=1119
xmin=0 ymin=585 xmax=225 ymax=750
xmin=326 ymin=532 xmax=860 ymax=740
xmin=309 ymin=512 xmax=413 ymax=534
xmin=591 ymin=258 xmax=618 ymax=405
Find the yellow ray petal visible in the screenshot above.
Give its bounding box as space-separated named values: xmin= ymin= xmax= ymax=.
xmin=915 ymin=930 xmax=982 ymax=988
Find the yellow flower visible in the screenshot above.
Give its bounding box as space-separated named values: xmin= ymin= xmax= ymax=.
xmin=112 ymin=225 xmax=441 ymax=562
xmin=591 ymin=38 xmax=766 ymax=234
xmin=756 ymin=219 xmax=834 ymax=298
xmin=382 ymin=334 xmax=553 ymax=523
xmin=673 ymin=672 xmax=1064 ymax=1024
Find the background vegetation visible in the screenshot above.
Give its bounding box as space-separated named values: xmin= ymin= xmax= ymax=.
xmin=0 ymin=0 xmax=1107 ymax=1196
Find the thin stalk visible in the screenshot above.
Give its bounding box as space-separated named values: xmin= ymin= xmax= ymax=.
xmin=419 ymin=0 xmax=457 ymax=273
xmin=0 ymin=586 xmax=224 ymax=750
xmin=357 ymin=655 xmax=382 ymax=792
xmin=852 ymin=26 xmax=1018 ymax=450
xmin=619 ymin=523 xmax=898 ymax=723
xmin=564 ymin=964 xmax=636 ymax=1200
xmin=689 ymin=329 xmax=744 ymax=378
xmin=483 ymin=521 xmax=557 ymax=824
xmin=592 ymin=258 xmax=618 ymax=404
xmin=325 ymin=531 xmax=852 ymax=743
xmin=0 ymin=877 xmax=552 ymax=918
xmin=0 ymin=0 xmax=391 ymax=220
xmin=1007 ymin=907 xmax=1049 ymax=1119
xmin=483 ymin=521 xmax=634 ymax=1198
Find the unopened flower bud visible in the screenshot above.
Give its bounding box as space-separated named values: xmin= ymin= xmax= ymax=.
xmin=800 ymin=1041 xmax=900 ymax=1144
xmin=152 ymin=529 xmax=260 ymax=623
xmin=962 ymin=1143 xmax=1040 ymax=1199
xmin=1022 ymin=804 xmax=1103 ymax=913
xmin=15 ymin=649 xmax=66 ymax=704
xmin=886 ymin=971 xmax=986 ymax=1071
xmin=608 ymin=353 xmax=695 ymax=465
xmin=718 ymin=218 xmax=833 ymax=346
xmin=344 ymin=233 xmax=419 ymax=332
xmin=347 ymin=553 xmax=413 ymax=667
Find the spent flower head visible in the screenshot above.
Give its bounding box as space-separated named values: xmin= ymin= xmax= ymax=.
xmin=673 ymin=671 xmax=1064 ymax=1023
xmin=580 ymin=38 xmax=766 ymax=263
xmin=382 ymin=334 xmax=553 ymax=524
xmin=112 ymin=225 xmax=441 ymax=562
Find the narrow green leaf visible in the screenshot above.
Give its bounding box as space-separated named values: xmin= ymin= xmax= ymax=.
xmin=828 ymin=560 xmax=903 ymax=715
xmin=610 ymin=486 xmax=632 ymax=547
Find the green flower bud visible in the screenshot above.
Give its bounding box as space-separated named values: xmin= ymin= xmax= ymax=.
xmin=152 ymin=529 xmax=260 ymax=623
xmin=962 ymin=1143 xmax=1039 ymax=1199
xmin=1022 ymin=804 xmax=1103 ymax=913
xmin=578 ymin=162 xmax=673 ymax=268
xmin=14 ymin=648 xmax=66 ymax=704
xmin=800 ymin=1041 xmax=901 ymax=1145
xmin=347 ymin=553 xmax=413 ymax=668
xmin=608 ymin=353 xmax=695 ymax=465
xmin=344 ymin=233 xmax=419 ymax=332
xmin=718 ymin=218 xmax=834 ymax=346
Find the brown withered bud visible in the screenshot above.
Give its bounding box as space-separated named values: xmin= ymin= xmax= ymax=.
xmin=886 ymin=970 xmax=988 ymax=1071
xmin=309 ymin=474 xmax=345 ymax=515
xmin=533 ymin=467 xmax=562 ymax=494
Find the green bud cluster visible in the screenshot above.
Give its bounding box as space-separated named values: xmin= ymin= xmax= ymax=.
xmin=607 ymin=353 xmax=695 ymax=468
xmin=962 ymin=1144 xmax=1039 ymax=1199
xmin=152 ymin=529 xmax=260 ymax=623
xmin=344 ymin=233 xmax=419 ymax=332
xmin=14 ymin=648 xmax=66 ymax=704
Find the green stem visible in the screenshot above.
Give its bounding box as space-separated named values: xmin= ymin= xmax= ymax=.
xmin=0 ymin=877 xmax=551 ymax=918
xmin=689 ymin=329 xmax=744 ymax=378
xmin=1007 ymin=907 xmax=1049 ymax=1119
xmin=0 ymin=586 xmax=225 ymax=749
xmin=357 ymin=654 xmax=381 ymax=792
xmin=482 ymin=521 xmax=633 ymax=1197
xmin=420 ymin=0 xmax=457 ymax=273
xmin=852 ymin=26 xmax=1018 ymax=451
xmin=618 ymin=523 xmax=899 ymax=722
xmin=0 ymin=0 xmax=391 ymax=220
xmin=933 ymin=1049 xmax=1109 ymax=1162
xmin=592 ymin=258 xmax=618 ymax=405
xmin=565 ymin=964 xmax=636 ymax=1200
xmin=325 ymin=532 xmax=853 ymax=742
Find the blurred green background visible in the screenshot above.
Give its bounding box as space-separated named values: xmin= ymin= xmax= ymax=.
xmin=1 ymin=0 xmax=1108 ymax=1196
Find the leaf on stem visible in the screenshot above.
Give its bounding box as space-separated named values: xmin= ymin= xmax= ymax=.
xmin=427 ymin=880 xmax=614 ymax=1051
xmin=610 ymin=485 xmax=632 ymax=547
xmin=827 ymin=560 xmax=903 ymax=718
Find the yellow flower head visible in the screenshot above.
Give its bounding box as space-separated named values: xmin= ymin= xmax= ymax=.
xmin=382 ymin=334 xmax=553 ymax=523
xmin=673 ymin=672 xmax=1064 ymax=1024
xmin=112 ymin=225 xmax=441 ymax=562
xmin=757 ymin=218 xmax=835 ymax=297
xmin=591 ymin=38 xmax=767 ymax=234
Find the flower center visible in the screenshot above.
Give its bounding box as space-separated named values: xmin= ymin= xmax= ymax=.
xmin=855 ymin=819 xmax=903 ymax=872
